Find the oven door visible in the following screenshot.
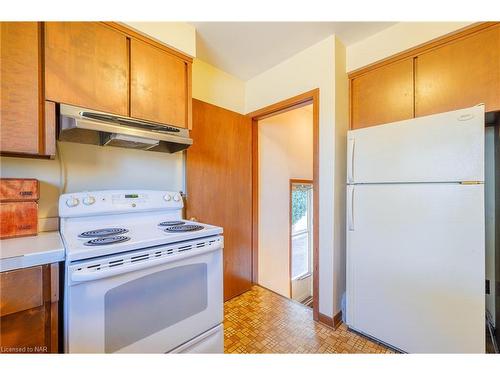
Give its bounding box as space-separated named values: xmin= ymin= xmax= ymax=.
xmin=65 ymin=236 xmax=223 ymax=353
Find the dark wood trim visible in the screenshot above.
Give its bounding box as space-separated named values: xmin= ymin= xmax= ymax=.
xmin=186 ymin=61 xmax=193 ymax=130
xmin=251 ymin=119 xmax=259 ymax=285
xmin=126 ymin=36 xmax=131 ymax=116
xmin=38 ymin=22 xmax=45 ymax=155
xmin=247 ymin=89 xmax=318 ymax=120
xmin=44 ymin=101 xmax=56 ymax=157
xmin=348 ymin=22 xmax=499 ymax=78
xmin=250 ymin=88 xmax=320 ymax=322
xmin=312 ymin=91 xmax=319 ymax=322
xmin=103 ymin=22 xmax=193 ymax=64
xmin=318 ymin=312 xmax=334 ymax=328
xmin=289 ymin=179 xmax=314 ymax=299
xmin=333 ymin=310 xmax=342 ymax=329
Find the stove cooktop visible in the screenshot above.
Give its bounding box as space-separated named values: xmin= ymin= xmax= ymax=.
xmin=61 ymin=218 xmax=222 ymax=262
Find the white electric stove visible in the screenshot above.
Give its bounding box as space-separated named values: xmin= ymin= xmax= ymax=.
xmin=59 ymin=190 xmax=224 ymax=354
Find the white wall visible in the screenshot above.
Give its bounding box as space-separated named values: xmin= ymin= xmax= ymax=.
xmin=258 ymin=105 xmax=313 ymax=298
xmin=247 ymin=35 xmax=348 ymax=318
xmin=347 ymin=22 xmax=473 ymax=72
xmin=192 ymin=59 xmax=246 ymax=114
xmin=0 ymin=143 xmax=183 ymax=230
xmin=333 ymin=37 xmax=349 ymax=314
xmin=485 ymin=127 xmax=496 ymax=325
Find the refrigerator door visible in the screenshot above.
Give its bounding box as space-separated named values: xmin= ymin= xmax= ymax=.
xmin=347 ymin=105 xmax=484 ymax=184
xmin=346 ymin=183 xmax=484 ymax=353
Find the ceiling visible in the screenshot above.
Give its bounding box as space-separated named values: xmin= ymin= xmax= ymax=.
xmin=190 ymin=22 xmax=396 ymax=80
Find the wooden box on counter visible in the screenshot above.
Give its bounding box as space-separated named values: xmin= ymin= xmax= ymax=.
xmin=0 ymin=179 xmax=39 ymax=239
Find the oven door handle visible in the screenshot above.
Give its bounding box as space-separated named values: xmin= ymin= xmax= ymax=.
xmin=71 ymin=242 xmax=222 ymax=283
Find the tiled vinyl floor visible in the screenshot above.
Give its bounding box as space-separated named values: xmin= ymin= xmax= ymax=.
xmin=224 ymin=285 xmax=394 ymax=354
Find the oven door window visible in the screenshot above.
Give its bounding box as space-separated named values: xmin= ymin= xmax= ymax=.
xmin=104 ymin=263 xmax=207 ymax=353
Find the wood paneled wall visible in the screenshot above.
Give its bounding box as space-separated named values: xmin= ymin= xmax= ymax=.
xmin=186 ymin=100 xmax=253 ymax=301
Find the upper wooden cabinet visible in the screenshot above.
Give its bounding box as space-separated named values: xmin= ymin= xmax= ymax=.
xmin=0 ymin=22 xmax=55 ymax=157
xmin=349 ymin=22 xmax=500 ymax=130
xmin=130 ymin=39 xmax=190 ymax=128
xmin=351 ymin=58 xmax=414 ymax=129
xmin=44 ymin=22 xmax=129 ymax=116
xmin=415 ymin=24 xmax=500 ymax=117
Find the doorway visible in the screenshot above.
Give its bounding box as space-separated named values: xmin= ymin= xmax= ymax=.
xmin=249 ymin=89 xmax=319 ymax=321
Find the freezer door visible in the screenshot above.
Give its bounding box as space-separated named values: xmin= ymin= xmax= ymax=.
xmin=347 ymin=105 xmax=484 ymax=184
xmin=346 ymin=183 xmax=485 ymax=353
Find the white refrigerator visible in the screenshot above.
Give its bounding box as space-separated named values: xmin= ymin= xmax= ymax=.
xmin=346 ymin=104 xmax=485 ymax=353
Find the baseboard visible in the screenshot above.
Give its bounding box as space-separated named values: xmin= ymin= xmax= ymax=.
xmin=333 ymin=311 xmax=342 ymax=328
xmin=318 ymin=311 xmax=343 ymax=329
xmin=318 ymin=312 xmax=334 ymax=327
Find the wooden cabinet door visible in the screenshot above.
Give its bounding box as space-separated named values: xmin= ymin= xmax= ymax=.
xmin=0 ymin=264 xmax=59 ymax=353
xmin=187 ymin=100 xmax=252 ymax=301
xmin=130 ymin=39 xmax=189 ymax=128
xmin=0 ymin=22 xmax=41 ymax=154
xmin=416 ymin=25 xmax=500 ymax=116
xmin=44 ymin=22 xmax=128 ymax=115
xmin=351 ymin=58 xmax=414 ymax=129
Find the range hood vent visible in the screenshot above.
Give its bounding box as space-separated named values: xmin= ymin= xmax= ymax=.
xmin=58 ymin=104 xmax=192 ymax=153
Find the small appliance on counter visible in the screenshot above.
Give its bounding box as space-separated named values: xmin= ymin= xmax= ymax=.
xmin=59 ymin=189 xmax=224 ymax=353
xmin=0 ymin=178 xmax=39 ymax=239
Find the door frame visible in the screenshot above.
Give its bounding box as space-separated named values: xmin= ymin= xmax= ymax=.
xmin=248 ymin=88 xmax=320 ymax=321
xmin=289 ymin=179 xmax=314 ymax=300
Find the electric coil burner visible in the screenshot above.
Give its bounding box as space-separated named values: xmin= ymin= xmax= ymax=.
xmin=79 ymin=228 xmax=129 ymax=238
xmin=84 ymin=236 xmax=130 ymax=246
xmin=164 ymin=224 xmax=204 ymax=232
xmin=158 ymin=221 xmax=185 ymax=227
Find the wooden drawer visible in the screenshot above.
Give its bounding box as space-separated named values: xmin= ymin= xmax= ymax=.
xmin=0 ymin=201 xmax=38 ymax=239
xmin=0 ymin=178 xmax=39 ymax=202
xmin=0 ymin=266 xmax=43 ymax=317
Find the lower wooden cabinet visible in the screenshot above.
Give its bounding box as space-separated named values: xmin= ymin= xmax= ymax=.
xmin=0 ymin=264 xmax=59 ymax=354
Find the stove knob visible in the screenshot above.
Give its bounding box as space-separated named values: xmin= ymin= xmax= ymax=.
xmin=164 ymin=194 xmax=172 ymax=202
xmin=83 ymin=196 xmax=96 ymax=206
xmin=66 ymin=197 xmax=80 ymax=207
xmin=173 ymin=194 xmax=181 ymax=202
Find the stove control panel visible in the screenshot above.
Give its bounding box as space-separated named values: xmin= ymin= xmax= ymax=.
xmin=59 ymin=190 xmax=183 ymax=217
xmin=66 ymin=197 xmax=80 ymax=207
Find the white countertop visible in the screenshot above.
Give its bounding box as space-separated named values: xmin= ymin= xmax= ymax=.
xmin=0 ymin=231 xmax=65 ymax=272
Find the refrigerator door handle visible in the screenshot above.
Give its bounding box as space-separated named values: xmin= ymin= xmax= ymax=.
xmin=347 ymin=185 xmax=355 ymax=231
xmin=347 ymin=137 xmax=355 ymax=183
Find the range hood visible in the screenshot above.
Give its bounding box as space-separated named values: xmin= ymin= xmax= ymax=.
xmin=58 ymin=104 xmax=193 ymax=153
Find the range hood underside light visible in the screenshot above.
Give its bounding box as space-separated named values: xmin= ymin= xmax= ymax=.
xmin=101 ymin=133 xmax=160 ymax=151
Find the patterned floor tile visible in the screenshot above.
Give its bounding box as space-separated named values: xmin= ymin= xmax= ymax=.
xmin=224 ymin=285 xmax=394 ymax=354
